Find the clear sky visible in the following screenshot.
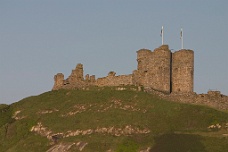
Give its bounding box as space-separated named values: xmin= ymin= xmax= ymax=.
xmin=1 ymin=0 xmax=228 ymax=104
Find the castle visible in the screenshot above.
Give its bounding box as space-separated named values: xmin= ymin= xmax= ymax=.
xmin=53 ymin=45 xmax=194 ymax=94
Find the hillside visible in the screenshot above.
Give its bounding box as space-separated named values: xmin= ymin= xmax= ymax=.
xmin=0 ymin=86 xmax=228 ymax=152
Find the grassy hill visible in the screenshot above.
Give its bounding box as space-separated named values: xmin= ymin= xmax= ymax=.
xmin=0 ymin=86 xmax=228 ymax=152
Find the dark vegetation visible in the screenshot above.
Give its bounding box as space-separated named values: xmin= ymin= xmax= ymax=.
xmin=0 ymin=86 xmax=228 ymax=151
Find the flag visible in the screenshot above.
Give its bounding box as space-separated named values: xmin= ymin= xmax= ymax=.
xmin=180 ymin=28 xmax=183 ymax=39
xmin=160 ymin=26 xmax=163 ymax=37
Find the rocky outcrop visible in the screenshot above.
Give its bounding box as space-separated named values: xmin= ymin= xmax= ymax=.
xmin=64 ymin=125 xmax=150 ymax=137
xmin=46 ymin=142 xmax=88 ymax=152
xmin=46 ymin=143 xmax=75 ymax=152
xmin=30 ymin=122 xmax=150 ymax=140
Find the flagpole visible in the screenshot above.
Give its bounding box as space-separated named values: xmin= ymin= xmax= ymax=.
xmin=162 ymin=26 xmax=164 ymax=45
xmin=181 ymin=28 xmax=184 ymax=49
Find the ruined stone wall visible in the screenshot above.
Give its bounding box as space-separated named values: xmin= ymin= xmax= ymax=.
xmin=96 ymin=71 xmax=133 ymax=86
xmin=145 ymin=88 xmax=228 ymax=111
xmin=52 ymin=64 xmax=86 ymax=90
xmin=67 ymin=64 xmax=84 ymax=84
xmin=53 ymin=73 xmax=64 ymax=90
xmin=172 ymin=50 xmax=194 ymax=93
xmin=85 ymin=74 xmax=96 ymax=83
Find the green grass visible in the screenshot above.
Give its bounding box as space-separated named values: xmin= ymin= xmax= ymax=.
xmin=0 ymin=86 xmax=228 ymax=151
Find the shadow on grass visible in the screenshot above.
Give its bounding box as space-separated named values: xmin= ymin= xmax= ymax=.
xmin=150 ymin=133 xmax=206 ymax=152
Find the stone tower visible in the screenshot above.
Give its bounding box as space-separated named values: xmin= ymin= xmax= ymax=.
xmin=134 ymin=45 xmax=171 ymax=93
xmin=172 ymin=49 xmax=194 ymax=93
xmin=53 ymin=73 xmax=64 ymax=90
xmin=135 ymin=49 xmax=152 ymax=86
xmin=148 ymin=45 xmax=171 ymax=93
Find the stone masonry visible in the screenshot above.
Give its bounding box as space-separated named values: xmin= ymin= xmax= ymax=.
xmin=52 ymin=45 xmax=194 ymax=93
xmin=172 ymin=49 xmax=194 ymax=93
xmin=133 ymin=45 xmax=171 ymax=93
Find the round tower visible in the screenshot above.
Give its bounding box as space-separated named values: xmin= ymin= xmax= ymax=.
xmin=147 ymin=45 xmax=171 ymax=93
xmin=172 ymin=49 xmax=194 ymax=93
xmin=137 ymin=49 xmax=151 ymax=72
xmin=135 ymin=49 xmax=152 ymax=86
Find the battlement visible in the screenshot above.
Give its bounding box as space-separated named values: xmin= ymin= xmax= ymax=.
xmin=52 ymin=45 xmax=194 ymax=93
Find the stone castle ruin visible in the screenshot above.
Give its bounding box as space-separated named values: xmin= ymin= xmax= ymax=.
xmin=52 ymin=44 xmax=228 ymax=110
xmin=53 ymin=45 xmax=194 ymax=94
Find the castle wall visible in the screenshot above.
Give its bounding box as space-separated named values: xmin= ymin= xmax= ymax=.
xmin=96 ymin=71 xmax=133 ymax=86
xmin=172 ymin=49 xmax=194 ymax=93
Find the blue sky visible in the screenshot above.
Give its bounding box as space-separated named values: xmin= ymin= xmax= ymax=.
xmin=1 ymin=0 xmax=228 ymax=104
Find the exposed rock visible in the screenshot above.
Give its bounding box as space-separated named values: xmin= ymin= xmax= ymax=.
xmin=46 ymin=143 xmax=75 ymax=152
xmin=30 ymin=122 xmax=53 ymax=140
xmin=12 ymin=110 xmax=26 ymax=120
xmin=61 ymin=100 xmax=147 ymax=117
xmin=31 ymin=122 xmax=150 ymax=141
xmin=139 ymin=147 xmax=151 ymax=152
xmin=76 ymin=141 xmax=88 ymax=151
xmin=37 ymin=109 xmax=59 ymax=115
